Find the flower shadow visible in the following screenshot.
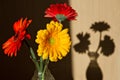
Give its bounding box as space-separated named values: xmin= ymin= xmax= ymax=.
xmin=73 ymin=32 xmax=91 ymax=53
xmin=73 ymin=21 xmax=115 ymax=80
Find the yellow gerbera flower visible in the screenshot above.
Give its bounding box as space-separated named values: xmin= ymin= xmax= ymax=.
xmin=35 ymin=21 xmax=71 ymax=62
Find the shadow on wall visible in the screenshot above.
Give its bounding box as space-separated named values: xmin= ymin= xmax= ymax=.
xmin=0 ymin=0 xmax=73 ymax=80
xmin=73 ymin=21 xmax=115 ymax=80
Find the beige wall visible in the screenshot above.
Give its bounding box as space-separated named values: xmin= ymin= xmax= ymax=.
xmin=70 ymin=0 xmax=120 ymax=80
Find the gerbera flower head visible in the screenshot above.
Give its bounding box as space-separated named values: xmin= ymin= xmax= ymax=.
xmin=35 ymin=20 xmax=71 ymax=62
xmin=44 ymin=3 xmax=77 ymax=22
xmin=2 ymin=18 xmax=32 ymax=56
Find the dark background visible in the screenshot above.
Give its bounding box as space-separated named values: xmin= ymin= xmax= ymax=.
xmin=0 ymin=0 xmax=73 ymax=80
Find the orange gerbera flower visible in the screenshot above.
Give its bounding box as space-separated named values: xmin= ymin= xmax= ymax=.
xmin=44 ymin=3 xmax=77 ymax=22
xmin=2 ymin=18 xmax=32 ymax=56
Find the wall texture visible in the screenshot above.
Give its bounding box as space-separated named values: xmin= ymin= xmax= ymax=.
xmin=70 ymin=0 xmax=120 ymax=80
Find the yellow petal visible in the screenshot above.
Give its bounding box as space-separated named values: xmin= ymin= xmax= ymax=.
xmin=42 ymin=50 xmax=48 ymax=60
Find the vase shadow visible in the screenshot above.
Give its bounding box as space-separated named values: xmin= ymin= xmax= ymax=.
xmin=86 ymin=60 xmax=103 ymax=80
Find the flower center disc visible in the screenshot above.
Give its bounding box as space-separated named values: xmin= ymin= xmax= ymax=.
xmin=49 ymin=37 xmax=55 ymax=45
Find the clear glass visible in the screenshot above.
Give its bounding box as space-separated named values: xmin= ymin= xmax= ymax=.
xmin=31 ymin=66 xmax=55 ymax=80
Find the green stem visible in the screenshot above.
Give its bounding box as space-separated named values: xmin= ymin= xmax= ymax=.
xmin=24 ymin=40 xmax=48 ymax=80
xmin=30 ymin=47 xmax=40 ymax=72
xmin=42 ymin=59 xmax=49 ymax=79
xmin=30 ymin=47 xmax=43 ymax=80
xmin=40 ymin=57 xmax=43 ymax=72
xmin=39 ymin=57 xmax=43 ymax=80
xmin=38 ymin=58 xmax=49 ymax=80
xmin=24 ymin=40 xmax=40 ymax=71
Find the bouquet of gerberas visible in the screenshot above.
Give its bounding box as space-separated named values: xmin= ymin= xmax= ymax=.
xmin=2 ymin=3 xmax=77 ymax=80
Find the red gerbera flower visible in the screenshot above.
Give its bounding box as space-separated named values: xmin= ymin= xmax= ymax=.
xmin=44 ymin=3 xmax=77 ymax=22
xmin=2 ymin=18 xmax=32 ymax=57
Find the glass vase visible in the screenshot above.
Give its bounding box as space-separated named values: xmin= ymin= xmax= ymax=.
xmin=31 ymin=66 xmax=55 ymax=80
